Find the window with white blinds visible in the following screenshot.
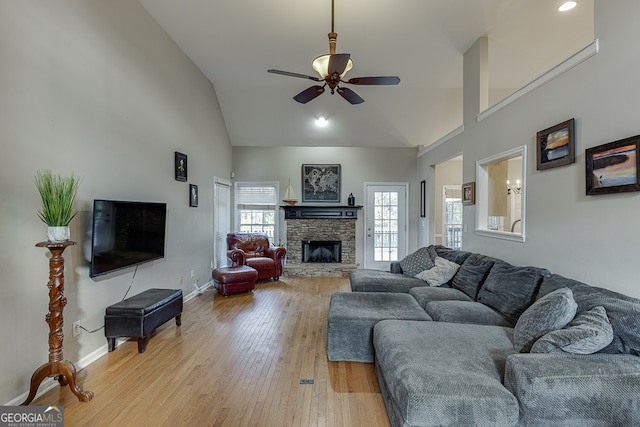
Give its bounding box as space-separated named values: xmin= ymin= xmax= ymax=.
xmin=234 ymin=182 xmax=279 ymax=240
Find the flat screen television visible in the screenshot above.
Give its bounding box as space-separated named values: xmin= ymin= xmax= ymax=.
xmin=90 ymin=200 xmax=167 ymax=278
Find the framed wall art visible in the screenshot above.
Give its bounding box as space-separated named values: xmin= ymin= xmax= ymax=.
xmin=536 ymin=118 xmax=575 ymax=170
xmin=175 ymin=151 xmax=187 ymax=182
xmin=302 ymin=164 xmax=341 ymax=203
xmin=586 ymin=134 xmax=640 ymax=195
xmin=189 ymin=184 xmax=199 ymax=207
xmin=462 ymin=182 xmax=475 ymax=205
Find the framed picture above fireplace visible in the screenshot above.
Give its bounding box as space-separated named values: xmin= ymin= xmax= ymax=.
xmin=302 ymin=164 xmax=341 ymax=203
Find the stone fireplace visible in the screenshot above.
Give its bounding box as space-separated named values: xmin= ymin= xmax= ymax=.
xmin=282 ymin=206 xmax=359 ymax=277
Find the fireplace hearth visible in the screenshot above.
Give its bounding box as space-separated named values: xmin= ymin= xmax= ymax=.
xmin=302 ymin=240 xmax=342 ymax=263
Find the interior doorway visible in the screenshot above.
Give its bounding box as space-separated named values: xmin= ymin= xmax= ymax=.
xmin=213 ymin=177 xmax=232 ymax=268
xmin=433 ymin=156 xmax=463 ymax=248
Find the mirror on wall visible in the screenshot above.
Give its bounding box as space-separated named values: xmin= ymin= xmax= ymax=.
xmin=476 ymin=146 xmax=526 ymax=242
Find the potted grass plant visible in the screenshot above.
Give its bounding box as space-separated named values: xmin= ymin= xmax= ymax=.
xmin=34 ymin=170 xmax=81 ymax=242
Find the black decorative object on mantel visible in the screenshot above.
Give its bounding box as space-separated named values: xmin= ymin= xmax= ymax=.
xmin=348 ymin=193 xmax=355 ymax=206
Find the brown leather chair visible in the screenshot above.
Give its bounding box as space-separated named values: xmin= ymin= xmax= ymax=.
xmin=226 ymin=232 xmax=286 ymax=281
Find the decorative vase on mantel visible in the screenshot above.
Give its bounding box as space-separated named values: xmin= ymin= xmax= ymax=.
xmin=34 ymin=170 xmax=81 ymax=243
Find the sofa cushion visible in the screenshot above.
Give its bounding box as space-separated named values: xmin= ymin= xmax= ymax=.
xmin=373 ymin=320 xmax=519 ymax=426
xmin=434 ymin=245 xmax=473 ymax=265
xmin=398 ymin=246 xmax=437 ymax=277
xmin=409 ymin=286 xmax=471 ymax=310
xmin=531 ymin=305 xmax=614 ymax=355
xmin=539 ymin=274 xmax=640 ymax=355
xmin=349 ymin=269 xmax=425 ymax=293
xmin=452 ymin=253 xmax=495 ymax=300
xmin=327 ymin=292 xmax=431 ymax=363
xmin=425 ymin=301 xmax=512 ymax=326
xmin=505 ymin=352 xmax=640 ymax=426
xmin=414 ymin=256 xmax=460 ymax=286
xmin=477 ymin=261 xmax=549 ymax=325
xmin=513 ymin=287 xmax=577 ymax=353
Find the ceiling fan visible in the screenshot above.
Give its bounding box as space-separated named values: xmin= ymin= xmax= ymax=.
xmin=267 ymin=0 xmax=400 ymax=105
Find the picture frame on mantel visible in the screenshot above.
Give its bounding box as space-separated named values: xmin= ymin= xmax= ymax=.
xmin=175 ymin=151 xmax=187 ymax=182
xmin=301 ymin=164 xmax=341 ymax=203
xmin=585 ymin=134 xmax=640 ymax=195
xmin=536 ymin=118 xmax=575 ymax=170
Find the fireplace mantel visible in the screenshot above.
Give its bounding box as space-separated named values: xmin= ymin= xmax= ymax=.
xmin=281 ymin=205 xmax=362 ymax=220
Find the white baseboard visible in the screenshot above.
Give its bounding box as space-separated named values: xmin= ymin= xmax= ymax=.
xmin=184 ymin=279 xmax=214 ymax=302
xmin=3 ymin=282 xmax=212 ymax=406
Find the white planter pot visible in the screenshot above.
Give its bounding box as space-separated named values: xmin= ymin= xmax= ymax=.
xmin=47 ymin=226 xmax=70 ymax=243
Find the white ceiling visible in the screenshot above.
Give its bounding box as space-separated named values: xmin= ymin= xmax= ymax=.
xmin=137 ymin=0 xmax=593 ymax=149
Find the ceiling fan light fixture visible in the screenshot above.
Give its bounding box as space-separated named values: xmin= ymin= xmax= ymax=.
xmin=312 ymin=54 xmax=353 ymax=79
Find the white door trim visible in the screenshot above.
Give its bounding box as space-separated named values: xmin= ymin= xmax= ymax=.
xmin=363 ymin=182 xmax=409 ymax=270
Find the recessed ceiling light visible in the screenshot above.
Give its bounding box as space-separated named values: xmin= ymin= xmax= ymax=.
xmin=559 ymin=1 xmax=577 ymax=12
xmin=315 ymin=117 xmax=328 ymax=127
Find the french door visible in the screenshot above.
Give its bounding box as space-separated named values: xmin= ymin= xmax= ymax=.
xmin=364 ymin=184 xmax=408 ymax=270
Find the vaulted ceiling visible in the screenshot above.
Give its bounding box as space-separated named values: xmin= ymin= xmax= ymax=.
xmin=137 ymin=0 xmax=593 ymax=148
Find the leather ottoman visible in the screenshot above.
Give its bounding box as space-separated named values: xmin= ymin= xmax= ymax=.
xmin=105 ymin=288 xmax=183 ymax=353
xmin=212 ymin=265 xmax=258 ymax=296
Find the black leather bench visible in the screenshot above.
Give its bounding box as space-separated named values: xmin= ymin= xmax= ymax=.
xmin=105 ymin=288 xmax=183 ymax=353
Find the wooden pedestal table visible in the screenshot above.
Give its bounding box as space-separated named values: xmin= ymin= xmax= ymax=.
xmin=21 ymin=241 xmax=93 ymax=405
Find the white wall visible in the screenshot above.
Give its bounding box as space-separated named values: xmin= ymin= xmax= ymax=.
xmin=0 ymin=0 xmax=232 ymax=403
xmin=418 ymin=0 xmax=640 ymax=298
xmin=231 ymin=146 xmax=419 ymax=266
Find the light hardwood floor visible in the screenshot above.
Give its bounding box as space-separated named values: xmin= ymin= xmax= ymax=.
xmin=32 ymin=277 xmax=391 ymax=427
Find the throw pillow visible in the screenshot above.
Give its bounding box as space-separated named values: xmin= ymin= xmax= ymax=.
xmin=399 ymin=246 xmax=436 ymax=277
xmin=414 ymin=256 xmax=460 ymax=286
xmin=531 ymin=306 xmax=614 ymax=354
xmin=513 ymin=287 xmax=578 ymax=353
xmin=539 ymin=273 xmax=640 ymax=355
xmin=452 ymin=254 xmax=495 ymax=300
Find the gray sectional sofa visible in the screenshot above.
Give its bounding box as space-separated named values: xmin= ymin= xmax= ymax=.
xmin=330 ymin=245 xmax=640 ymax=426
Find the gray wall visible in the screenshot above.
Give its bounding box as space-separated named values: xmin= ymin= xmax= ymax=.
xmin=232 ymin=146 xmax=419 ymax=266
xmin=0 ymin=0 xmax=232 ymax=403
xmin=419 ymin=0 xmax=640 ymax=298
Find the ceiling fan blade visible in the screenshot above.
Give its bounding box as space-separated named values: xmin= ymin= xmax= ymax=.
xmin=337 ymin=87 xmax=364 ymax=105
xmin=328 ymin=53 xmax=351 ymax=77
xmin=293 ymin=85 xmax=325 ymax=104
xmin=268 ymin=69 xmax=322 ymax=82
xmin=345 ymin=76 xmax=401 ymax=85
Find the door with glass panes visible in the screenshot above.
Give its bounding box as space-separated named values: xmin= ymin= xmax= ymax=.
xmin=364 ymin=184 xmax=407 ymax=270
